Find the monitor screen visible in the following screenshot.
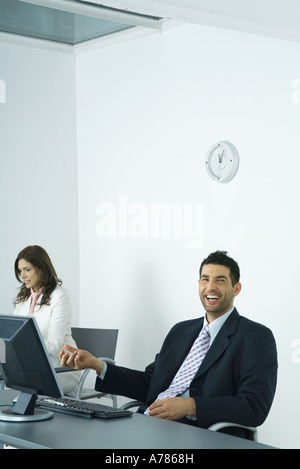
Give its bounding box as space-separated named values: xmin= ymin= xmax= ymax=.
xmin=0 ymin=314 xmax=63 ymax=421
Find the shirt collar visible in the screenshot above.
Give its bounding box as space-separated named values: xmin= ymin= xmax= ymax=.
xmin=203 ymin=306 xmax=234 ymax=346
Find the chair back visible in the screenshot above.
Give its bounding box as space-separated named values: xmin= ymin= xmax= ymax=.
xmin=71 ymin=327 xmax=118 ymax=360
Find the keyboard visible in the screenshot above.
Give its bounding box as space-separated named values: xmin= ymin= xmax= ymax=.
xmin=36 ymin=396 xmax=132 ymax=419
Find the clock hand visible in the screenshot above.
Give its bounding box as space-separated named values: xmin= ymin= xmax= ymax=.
xmin=218 ymin=149 xmax=225 ymax=163
xmin=218 ymin=149 xmax=225 ymax=178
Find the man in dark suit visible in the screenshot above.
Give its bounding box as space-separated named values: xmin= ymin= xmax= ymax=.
xmin=60 ymin=251 xmax=277 ymax=439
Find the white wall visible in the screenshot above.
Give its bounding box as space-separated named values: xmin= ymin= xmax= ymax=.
xmin=0 ymin=39 xmax=79 ymax=322
xmin=76 ymin=24 xmax=300 ymax=448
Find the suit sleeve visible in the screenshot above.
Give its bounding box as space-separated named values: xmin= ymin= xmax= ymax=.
xmin=46 ymin=288 xmax=73 ymax=357
xmin=94 ymin=320 xmax=190 ymax=403
xmin=192 ymin=324 xmax=278 ymax=428
xmin=95 ymin=357 xmax=157 ymax=403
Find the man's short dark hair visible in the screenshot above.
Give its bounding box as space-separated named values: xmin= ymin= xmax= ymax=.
xmin=199 ymin=251 xmax=240 ymax=286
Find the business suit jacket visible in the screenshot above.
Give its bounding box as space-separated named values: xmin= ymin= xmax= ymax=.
xmin=96 ymin=309 xmax=277 ymax=434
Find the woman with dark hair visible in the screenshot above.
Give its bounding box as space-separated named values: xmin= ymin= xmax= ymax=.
xmin=13 ymin=245 xmax=80 ymax=395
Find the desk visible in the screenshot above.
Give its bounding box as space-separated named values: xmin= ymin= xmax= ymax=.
xmin=0 ymin=390 xmax=274 ymax=449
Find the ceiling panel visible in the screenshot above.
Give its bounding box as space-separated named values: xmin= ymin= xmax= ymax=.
xmin=1 ymin=0 xmax=300 ymax=46
xmin=0 ymin=0 xmax=162 ymax=45
xmin=87 ymin=0 xmax=300 ymax=43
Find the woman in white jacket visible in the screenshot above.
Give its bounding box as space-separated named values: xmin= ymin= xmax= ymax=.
xmin=13 ymin=245 xmax=80 ymax=395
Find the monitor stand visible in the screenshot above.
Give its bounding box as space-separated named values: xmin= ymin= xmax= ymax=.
xmin=0 ymin=392 xmax=53 ymax=422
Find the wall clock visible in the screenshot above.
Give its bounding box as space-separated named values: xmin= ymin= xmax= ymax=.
xmin=205 ymin=141 xmax=239 ymax=183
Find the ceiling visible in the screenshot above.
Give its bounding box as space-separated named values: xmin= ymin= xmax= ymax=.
xmin=1 ymin=0 xmax=300 ymax=47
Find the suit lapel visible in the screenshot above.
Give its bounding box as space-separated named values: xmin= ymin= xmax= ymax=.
xmin=155 ymin=318 xmax=204 ymax=396
xmin=194 ymin=309 xmax=240 ymax=379
xmin=148 ymin=310 xmax=240 ymax=403
xmin=180 ymin=318 xmax=204 ymax=360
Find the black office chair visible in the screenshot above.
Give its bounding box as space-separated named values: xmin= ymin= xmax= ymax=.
xmin=70 ymin=327 xmax=119 ymax=407
xmin=120 ymin=401 xmax=258 ymax=441
xmin=208 ymin=421 xmax=258 ymax=441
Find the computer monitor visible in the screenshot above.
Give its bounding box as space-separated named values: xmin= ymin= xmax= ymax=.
xmin=0 ymin=314 xmax=63 ymax=422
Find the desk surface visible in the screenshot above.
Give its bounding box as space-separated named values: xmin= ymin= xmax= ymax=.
xmin=0 ymin=390 xmax=274 ymax=450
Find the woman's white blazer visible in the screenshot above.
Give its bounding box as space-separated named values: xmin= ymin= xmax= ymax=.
xmin=14 ymin=285 xmax=80 ymax=394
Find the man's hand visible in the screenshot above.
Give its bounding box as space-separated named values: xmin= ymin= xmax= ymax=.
xmin=148 ymin=397 xmax=196 ymax=421
xmin=59 ymin=344 xmax=104 ymax=374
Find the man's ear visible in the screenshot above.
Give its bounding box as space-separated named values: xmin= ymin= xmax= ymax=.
xmin=233 ymin=282 xmax=242 ymax=297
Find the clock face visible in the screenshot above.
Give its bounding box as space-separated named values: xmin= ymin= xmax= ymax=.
xmin=205 ymin=141 xmax=239 ymax=183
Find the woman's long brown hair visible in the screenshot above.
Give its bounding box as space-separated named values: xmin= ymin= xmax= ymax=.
xmin=14 ymin=245 xmax=62 ymax=307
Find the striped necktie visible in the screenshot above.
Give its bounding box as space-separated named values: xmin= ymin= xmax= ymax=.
xmin=144 ymin=324 xmax=210 ymax=415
